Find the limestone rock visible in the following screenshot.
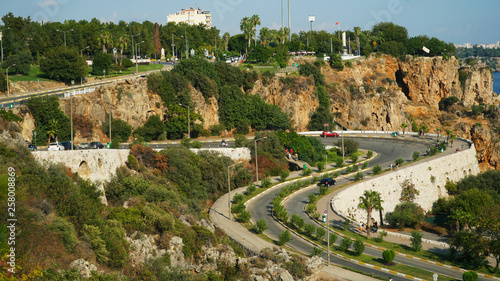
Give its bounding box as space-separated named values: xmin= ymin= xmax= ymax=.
xmin=70 ymin=259 xmax=97 ymax=278
xmin=167 ymin=236 xmax=186 ymax=269
xmin=126 ymin=232 xmax=166 ymax=267
xmin=306 ymin=255 xmax=324 ymax=271
xmin=198 ymin=219 xmax=215 ymax=233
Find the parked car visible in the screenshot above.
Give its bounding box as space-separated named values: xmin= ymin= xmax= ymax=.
xmin=60 ymin=141 xmax=77 ymax=150
xmin=48 ymin=142 xmax=64 ymax=151
xmin=78 ymin=143 xmax=91 ymax=149
xmin=321 ymin=131 xmax=339 ymax=137
xmin=27 ymin=143 xmax=37 ymax=151
xmin=90 ymin=142 xmax=104 ymax=149
xmin=318 ymin=177 xmax=336 ymax=187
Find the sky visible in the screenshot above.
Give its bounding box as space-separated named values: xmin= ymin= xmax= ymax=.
xmin=1 ymin=0 xmax=499 ymax=45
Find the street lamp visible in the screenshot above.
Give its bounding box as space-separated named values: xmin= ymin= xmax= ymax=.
xmin=135 ymin=40 xmax=144 ymax=74
xmin=254 ymin=136 xmax=267 ymax=183
xmin=56 ymin=29 xmax=74 ymax=47
xmin=129 ymin=33 xmax=141 ymax=74
xmin=6 ymin=64 xmax=15 ymax=96
xmin=228 ymin=161 xmax=242 ymax=220
xmin=179 ymin=103 xmax=190 ymax=138
xmin=1 ymin=27 xmax=10 ymax=63
xmin=80 ymin=46 xmax=89 ymax=57
xmin=181 ymin=27 xmax=189 ymax=59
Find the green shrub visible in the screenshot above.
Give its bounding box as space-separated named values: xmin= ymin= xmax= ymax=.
xmin=345 ymin=166 xmax=352 ymax=174
xmin=315 ymin=227 xmax=326 ymax=241
xmin=238 ymin=210 xmax=252 ymax=223
xmin=127 ymin=154 xmax=139 ymax=170
xmin=191 ymin=141 xmax=202 ymax=148
xmin=462 ymin=271 xmax=479 ymax=281
xmin=339 ymin=236 xmax=353 ymax=252
xmin=350 ymin=154 xmax=358 ymax=163
xmin=382 ymin=249 xmax=396 ymax=264
xmin=342 ymin=219 xmax=351 ymax=231
xmin=231 ymin=203 xmax=246 ymax=214
xmin=291 ymin=214 xmax=305 ymax=230
xmin=210 ymin=124 xmax=226 ymax=136
xmin=388 ymin=202 xmax=424 ymax=229
xmin=255 ymin=219 xmax=268 ymax=234
xmin=353 ymin=239 xmax=365 ymax=256
xmin=81 ymin=224 xmax=109 ymax=264
xmin=412 ymin=151 xmax=420 ymax=161
xmin=261 ymin=177 xmax=272 ymax=188
xmin=375 ymin=230 xmax=388 ymax=243
xmin=232 ymin=193 xmax=244 ymax=204
xmin=246 ymin=183 xmax=256 ymax=195
xmin=410 ymin=231 xmax=423 ymax=252
xmin=316 ymin=161 xmax=325 ymax=172
xmin=280 ymin=169 xmax=290 ymax=182
xmin=319 ymin=185 xmax=328 ymax=196
xmin=302 ymin=168 xmax=313 ymax=176
xmin=395 ymin=158 xmax=404 ymax=166
xmin=310 ymin=247 xmax=323 ymax=257
xmin=304 ymin=223 xmax=316 ymax=237
xmin=329 ymin=233 xmax=338 ymax=246
xmin=278 ymin=230 xmax=291 ymax=246
xmin=143 ymin=204 xmax=175 ymax=233
xmin=335 ymin=157 xmax=344 ymax=168
xmin=354 ymin=172 xmax=364 ymax=181
xmin=366 ymin=150 xmax=373 ymax=158
xmin=51 ymin=217 xmax=78 ymax=253
xmin=234 ymin=134 xmax=249 ymax=147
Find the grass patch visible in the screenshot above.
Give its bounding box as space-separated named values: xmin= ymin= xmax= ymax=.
xmin=8 ymin=66 xmax=51 ymax=82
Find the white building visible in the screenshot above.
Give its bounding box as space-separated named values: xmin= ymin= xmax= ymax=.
xmin=167 ymin=7 xmax=212 ymax=28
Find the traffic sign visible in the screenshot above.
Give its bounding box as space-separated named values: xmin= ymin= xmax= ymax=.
xmin=324 ymin=210 xmax=328 ymax=214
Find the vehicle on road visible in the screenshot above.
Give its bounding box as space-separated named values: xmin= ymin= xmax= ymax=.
xmin=318 ymin=177 xmax=336 ymax=187
xmin=78 ymin=143 xmax=91 ymax=149
xmin=321 ymin=131 xmax=339 ymax=137
xmin=27 ymin=143 xmax=37 ymax=151
xmin=48 ymin=142 xmax=64 ymax=151
xmin=90 ymin=142 xmax=104 ymax=149
xmin=61 ymin=141 xmax=77 ymax=150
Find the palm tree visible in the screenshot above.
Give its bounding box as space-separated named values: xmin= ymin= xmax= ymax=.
xmin=259 ymin=27 xmax=270 ymax=46
xmin=46 ymin=118 xmax=59 ymax=145
xmin=118 ymin=36 xmax=129 ymax=66
xmin=401 ymin=123 xmax=408 ymax=136
xmin=250 ymin=14 xmax=261 ymax=46
xmin=354 ymin=26 xmax=361 ymax=55
xmin=358 ymin=190 xmax=383 ymax=239
xmin=240 ymin=17 xmax=252 ymax=54
xmin=98 ymin=31 xmax=112 ymax=53
xmin=223 ymin=32 xmax=230 ymax=52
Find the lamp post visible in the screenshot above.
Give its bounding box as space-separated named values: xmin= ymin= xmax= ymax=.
xmin=228 ymin=161 xmax=242 ymax=220
xmin=80 ymin=46 xmax=89 ymax=57
xmin=254 ymin=136 xmax=267 ymax=183
xmin=6 ymin=64 xmax=15 ymax=96
xmin=179 ymin=103 xmax=190 ymax=138
xmin=70 ymin=90 xmax=74 ymax=150
xmin=327 ymin=200 xmax=330 ymax=265
xmin=1 ymin=27 xmax=10 ymax=63
xmin=182 ymin=27 xmax=189 ymax=59
xmin=56 ymin=29 xmax=74 ymax=47
xmin=171 ymin=34 xmax=175 ymax=61
xmin=129 ymin=33 xmax=141 ymax=74
xmin=135 ymin=41 xmax=144 ymax=74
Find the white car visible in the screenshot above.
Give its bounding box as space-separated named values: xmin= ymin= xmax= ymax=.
xmin=48 ymin=142 xmax=64 ymax=151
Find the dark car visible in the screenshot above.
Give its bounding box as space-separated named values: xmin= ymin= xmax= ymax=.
xmin=318 ymin=177 xmax=336 ymax=187
xmin=322 ymin=131 xmax=339 ymax=137
xmin=61 ymin=141 xmax=77 ymax=150
xmin=90 ymin=142 xmax=105 ymax=149
xmin=27 ymin=143 xmax=37 ymax=151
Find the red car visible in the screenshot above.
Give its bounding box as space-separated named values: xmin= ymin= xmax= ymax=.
xmin=322 ymin=131 xmax=339 ymax=137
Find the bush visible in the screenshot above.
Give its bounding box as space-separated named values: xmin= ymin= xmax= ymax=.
xmin=246 ymin=183 xmax=256 ymax=195
xmin=329 ymin=233 xmax=338 ymax=246
xmin=51 ymin=217 xmax=78 ymax=253
xmin=342 ymin=219 xmax=351 ymax=231
xmin=232 ymin=193 xmax=244 ymax=204
xmin=345 ymin=166 xmax=352 ymax=174
xmin=308 ymin=193 xmax=317 ymax=204
xmin=319 ymin=185 xmax=328 ymax=196
xmin=234 ymin=134 xmax=248 ymax=147
xmin=261 ymin=177 xmax=272 ymax=188
xmin=382 ymin=249 xmax=396 ymax=264
xmin=462 ymin=271 xmax=479 ymax=281
xmin=335 ymin=157 xmax=344 ymax=168
xmin=412 ymin=151 xmax=420 ymax=161
xmin=231 ymin=203 xmax=246 ymax=214
xmin=81 ymin=224 xmax=109 ymax=264
xmin=210 ymin=124 xmax=226 ymax=136
xmin=278 ymin=230 xmax=291 ymax=246
xmin=388 ymin=202 xmax=424 ymax=229
xmin=304 ymin=223 xmax=316 ymax=237
xmin=315 ymin=227 xmax=326 ymax=241
xmin=302 ymin=168 xmax=313 ymax=176
xmin=410 ymin=231 xmax=423 ymax=252
xmin=395 ymin=158 xmax=404 ymax=166
xmin=310 ymin=247 xmax=323 ymax=257
xmin=316 ymin=161 xmax=325 ymax=172
xmin=367 ymin=150 xmax=373 ymax=158
xmin=255 ymin=219 xmax=268 ymax=234
xmin=291 ymin=214 xmax=305 ymax=230
xmin=350 ymin=154 xmax=358 ymax=163
xmin=127 ymin=154 xmax=139 ymax=170
xmin=280 ymin=169 xmax=290 ymax=182
xmin=339 ymin=236 xmax=353 ymax=252
xmin=362 ymin=162 xmax=368 ymax=169
xmin=354 ymin=172 xmax=364 ymax=181
xmin=353 ymin=239 xmax=365 ymax=256
xmin=375 ymin=230 xmax=388 ymax=243
xmin=238 ymin=210 xmax=252 ymax=223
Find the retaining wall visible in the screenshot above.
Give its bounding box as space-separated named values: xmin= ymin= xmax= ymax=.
xmin=332 ymin=144 xmax=480 ymax=224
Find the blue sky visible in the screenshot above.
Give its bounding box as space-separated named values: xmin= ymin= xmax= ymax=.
xmin=1 ymin=0 xmax=499 ymax=44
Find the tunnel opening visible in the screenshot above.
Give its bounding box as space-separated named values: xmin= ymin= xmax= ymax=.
xmin=395 ymin=69 xmax=410 ymax=99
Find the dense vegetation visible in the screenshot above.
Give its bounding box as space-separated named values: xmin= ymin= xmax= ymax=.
xmin=26 ymin=95 xmax=71 ymax=145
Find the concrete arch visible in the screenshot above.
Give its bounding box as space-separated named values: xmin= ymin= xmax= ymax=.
xmin=78 ymin=161 xmax=90 ymax=178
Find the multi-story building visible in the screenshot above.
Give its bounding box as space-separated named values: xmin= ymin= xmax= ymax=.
xmin=167 ymin=7 xmax=212 ymax=28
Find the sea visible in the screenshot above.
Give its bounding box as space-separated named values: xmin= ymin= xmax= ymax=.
xmin=494 ymin=72 xmax=500 ymax=94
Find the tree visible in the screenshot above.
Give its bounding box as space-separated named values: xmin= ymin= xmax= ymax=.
xmin=401 ymin=123 xmax=408 ymax=136
xmin=240 ymin=17 xmax=253 ymax=53
xmin=278 ymin=230 xmax=291 ymax=246
xmin=304 ymin=223 xmax=316 ymax=237
xmin=358 ymin=190 xmax=383 ymax=238
xmin=280 ymin=169 xmax=290 ymax=182
xmin=372 ymin=22 xmax=408 ymax=43
xmin=92 ymin=52 xmax=114 ymax=76
xmin=259 ymin=27 xmax=271 ymax=46
xmin=388 ymin=202 xmax=424 ymax=229
xmin=40 ymin=46 xmax=88 ymax=84
xmin=1 ymin=50 xmax=32 ymax=75
xmin=410 ymin=231 xmax=423 ymax=252
xmin=0 ymin=68 xmax=6 ymax=92
xmin=117 ymin=36 xmax=129 ymax=66
xmin=250 ymin=14 xmax=261 ymax=46
xmin=315 ymin=227 xmax=326 ymax=241
xmin=307 ymin=106 xmax=334 ymax=131
xmin=102 ymin=116 xmax=133 ymax=142
xmin=382 ymin=249 xmax=396 ymax=265
xmin=400 ymin=179 xmax=419 ymax=203
xmin=353 ymin=239 xmax=365 ymax=256
xmin=291 ymin=214 xmax=305 ymax=230
xmin=46 ymin=118 xmax=58 ymax=144
xmin=255 ymin=219 xmax=268 ymax=234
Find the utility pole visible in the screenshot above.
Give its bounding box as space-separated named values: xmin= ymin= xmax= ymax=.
xmin=327 ymin=201 xmax=330 ymax=265
xmin=288 ymin=0 xmax=291 ymax=41
xmin=129 ymin=33 xmax=140 ymax=74
xmin=281 ymin=0 xmax=284 ymax=31
xmin=171 ymin=34 xmax=175 ymax=61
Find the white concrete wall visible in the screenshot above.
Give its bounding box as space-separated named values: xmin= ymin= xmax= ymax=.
xmin=332 ymin=145 xmax=480 ymax=224
xmin=189 ymin=148 xmax=251 ymax=160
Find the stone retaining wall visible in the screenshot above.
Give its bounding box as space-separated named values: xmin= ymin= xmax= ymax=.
xmin=332 ymin=144 xmax=480 ymax=224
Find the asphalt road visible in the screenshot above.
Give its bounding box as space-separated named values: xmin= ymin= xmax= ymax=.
xmin=246 ymin=136 xmax=494 ymax=281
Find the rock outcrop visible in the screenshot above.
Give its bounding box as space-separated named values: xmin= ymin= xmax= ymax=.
xmin=70 ymin=259 xmax=98 ymax=278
